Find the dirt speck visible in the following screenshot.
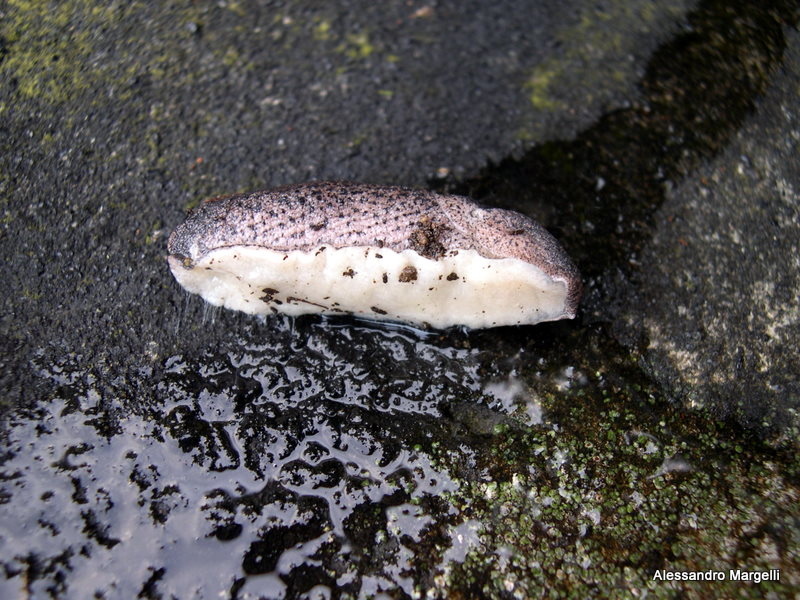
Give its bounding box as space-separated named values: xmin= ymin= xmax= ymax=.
xmin=398 ymin=266 xmax=418 ymax=283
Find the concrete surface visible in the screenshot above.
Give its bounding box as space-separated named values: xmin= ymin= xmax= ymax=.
xmin=1 ymin=0 xmax=798 ymax=598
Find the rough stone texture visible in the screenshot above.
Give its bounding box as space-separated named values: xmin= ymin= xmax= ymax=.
xmin=0 ymin=0 xmax=689 ymax=410
xmin=616 ymin=29 xmax=800 ymax=438
xmin=2 ymin=0 xmax=800 ymax=598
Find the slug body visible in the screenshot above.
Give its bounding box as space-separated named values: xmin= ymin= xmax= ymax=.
xmin=167 ymin=182 xmax=581 ymax=329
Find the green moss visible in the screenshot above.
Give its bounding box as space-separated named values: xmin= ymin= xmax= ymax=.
xmin=144 ymin=221 xmax=163 ymax=245
xmin=417 ymin=328 xmax=799 ymax=597
xmin=525 ymin=66 xmax=560 ymax=110
xmin=0 ymin=0 xmax=104 ymax=103
xmin=340 ymin=31 xmax=375 ymax=60
xmin=22 ymin=287 xmax=42 ymax=300
xmin=313 ymin=19 xmax=332 ymax=41
xmin=221 ymin=47 xmax=241 ymax=68
xmin=224 ymin=1 xmax=247 ymax=18
xmin=520 ymin=0 xmax=689 ymax=123
xmin=0 ymin=1 xmax=212 ymax=106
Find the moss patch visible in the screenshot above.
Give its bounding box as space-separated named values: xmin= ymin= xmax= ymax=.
xmin=521 ymin=0 xmax=692 ymax=121
xmin=425 ymin=331 xmax=800 ymax=598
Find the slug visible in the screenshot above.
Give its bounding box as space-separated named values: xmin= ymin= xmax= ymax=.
xmin=167 ymin=181 xmax=582 ymax=329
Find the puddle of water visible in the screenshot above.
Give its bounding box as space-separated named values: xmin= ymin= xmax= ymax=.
xmin=3 ymin=315 xmax=796 ymax=598
xmin=0 ymin=316 xmax=549 ymax=598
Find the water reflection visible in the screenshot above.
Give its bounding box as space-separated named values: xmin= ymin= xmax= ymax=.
xmin=1 ymin=316 xmax=546 ymax=598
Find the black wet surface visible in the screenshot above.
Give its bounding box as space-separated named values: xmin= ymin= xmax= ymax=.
xmin=1 ymin=317 xmax=545 ymax=597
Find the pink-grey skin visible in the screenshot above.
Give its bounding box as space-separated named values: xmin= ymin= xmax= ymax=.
xmin=168 ymin=181 xmax=583 ymax=318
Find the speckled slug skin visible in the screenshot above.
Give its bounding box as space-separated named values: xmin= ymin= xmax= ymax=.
xmin=167 ymin=181 xmax=582 ymax=329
